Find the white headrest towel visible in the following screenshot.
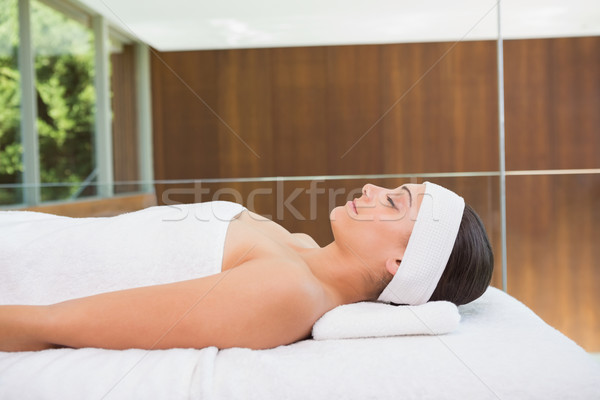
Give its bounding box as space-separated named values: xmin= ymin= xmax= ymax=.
xmin=312 ymin=301 xmax=460 ymax=340
xmin=378 ymin=181 xmax=465 ymax=305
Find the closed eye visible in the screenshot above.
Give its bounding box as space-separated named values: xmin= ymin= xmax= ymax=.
xmin=386 ymin=195 xmax=396 ymax=208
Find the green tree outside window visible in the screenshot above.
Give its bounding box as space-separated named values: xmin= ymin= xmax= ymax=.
xmin=0 ymin=0 xmax=22 ymax=205
xmin=33 ymin=0 xmax=96 ymax=202
xmin=0 ymin=0 xmax=97 ymax=205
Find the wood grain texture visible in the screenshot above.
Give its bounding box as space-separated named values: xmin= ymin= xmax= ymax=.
xmin=325 ymin=45 xmax=383 ymax=174
xmin=506 ymin=174 xmax=600 ymax=351
xmin=504 ymin=37 xmax=600 ymax=170
xmin=270 ymin=47 xmax=329 ymax=176
xmin=502 ymin=37 xmax=600 ymax=351
xmin=216 ymin=49 xmax=273 ymax=178
xmin=110 ymin=44 xmax=139 ymax=194
xmin=380 ymin=41 xmax=499 ymax=173
xmin=150 ymin=40 xmax=499 ymax=184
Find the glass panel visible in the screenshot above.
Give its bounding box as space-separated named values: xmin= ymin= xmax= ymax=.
xmin=0 ymin=0 xmax=22 ymax=205
xmin=31 ymin=0 xmax=96 ymax=202
xmin=506 ymin=173 xmax=600 ymax=352
xmin=110 ymin=41 xmax=141 ymax=194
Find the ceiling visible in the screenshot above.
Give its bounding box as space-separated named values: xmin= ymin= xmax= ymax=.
xmin=77 ymin=0 xmax=600 ymax=51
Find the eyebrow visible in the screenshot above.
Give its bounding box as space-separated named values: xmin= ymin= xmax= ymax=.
xmin=401 ymin=186 xmax=413 ymax=207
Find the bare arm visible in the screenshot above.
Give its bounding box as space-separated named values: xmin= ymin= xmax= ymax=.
xmin=34 ymin=262 xmax=325 ymax=351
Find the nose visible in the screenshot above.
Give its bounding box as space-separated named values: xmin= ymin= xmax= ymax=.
xmin=362 ymin=184 xmax=370 ymax=198
xmin=362 ymin=183 xmax=379 ymax=199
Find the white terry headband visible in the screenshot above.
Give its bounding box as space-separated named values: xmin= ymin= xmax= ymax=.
xmin=378 ymin=182 xmax=465 ymax=305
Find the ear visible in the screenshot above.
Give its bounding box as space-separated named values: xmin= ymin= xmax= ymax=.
xmin=385 ymin=258 xmax=401 ymax=276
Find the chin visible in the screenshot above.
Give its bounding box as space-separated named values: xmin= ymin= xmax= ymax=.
xmin=329 ymin=206 xmax=343 ymax=236
xmin=329 ymin=206 xmax=340 ymax=221
xmin=330 ymin=205 xmax=350 ymax=222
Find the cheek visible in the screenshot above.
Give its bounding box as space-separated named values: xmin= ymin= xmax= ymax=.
xmin=381 ymin=205 xmax=408 ymax=222
xmin=354 ymin=220 xmax=386 ymax=246
xmin=366 ymin=220 xmax=405 ymax=250
xmin=398 ymin=218 xmax=416 ymax=244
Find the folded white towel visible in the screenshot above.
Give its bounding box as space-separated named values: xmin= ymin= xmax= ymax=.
xmin=312 ymin=301 xmax=460 ymax=340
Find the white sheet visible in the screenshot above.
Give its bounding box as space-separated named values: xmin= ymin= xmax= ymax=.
xmin=0 ymin=347 xmax=217 ymax=400
xmin=213 ymin=287 xmax=600 ymax=399
xmin=1 ymin=287 xmax=599 ymax=399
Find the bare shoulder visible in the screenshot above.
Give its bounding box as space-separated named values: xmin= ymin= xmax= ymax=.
xmin=291 ymin=233 xmax=320 ymax=248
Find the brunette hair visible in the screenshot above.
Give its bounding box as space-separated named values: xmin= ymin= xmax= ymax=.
xmin=429 ymin=203 xmax=494 ymax=306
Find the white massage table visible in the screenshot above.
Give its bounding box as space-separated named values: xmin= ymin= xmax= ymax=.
xmin=1 ymin=287 xmax=599 ymax=399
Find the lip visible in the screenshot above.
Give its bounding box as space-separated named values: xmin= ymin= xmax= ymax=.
xmin=347 ymin=199 xmax=358 ymax=214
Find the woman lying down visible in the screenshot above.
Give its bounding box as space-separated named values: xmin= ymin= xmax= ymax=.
xmin=0 ymin=182 xmax=493 ymax=352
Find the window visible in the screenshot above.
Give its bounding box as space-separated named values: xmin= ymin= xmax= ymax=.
xmin=0 ymin=0 xmax=22 ymax=205
xmin=0 ymin=0 xmax=152 ymax=208
xmin=32 ymin=0 xmax=96 ymax=201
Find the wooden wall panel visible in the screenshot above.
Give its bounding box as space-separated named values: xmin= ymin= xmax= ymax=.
xmin=150 ymin=40 xmax=499 ymax=185
xmin=111 ymin=44 xmax=139 ymax=194
xmin=380 ymin=41 xmax=498 ymax=173
xmin=152 ymin=51 xmax=222 ymax=180
xmin=216 ymin=49 xmax=273 ymax=178
xmin=502 ymin=36 xmax=600 ymax=351
xmin=325 ymin=45 xmax=383 ymax=174
xmin=506 ymin=174 xmax=600 ymax=351
xmin=504 ymin=37 xmax=600 ymax=170
xmin=270 ymin=47 xmax=329 ymax=176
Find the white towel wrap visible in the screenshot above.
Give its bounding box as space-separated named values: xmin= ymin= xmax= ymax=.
xmin=378 ymin=182 xmax=465 ymax=305
xmin=0 ymin=201 xmax=245 ymax=305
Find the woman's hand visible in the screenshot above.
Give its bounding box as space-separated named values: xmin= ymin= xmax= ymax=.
xmin=0 ymin=305 xmax=58 ymax=352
